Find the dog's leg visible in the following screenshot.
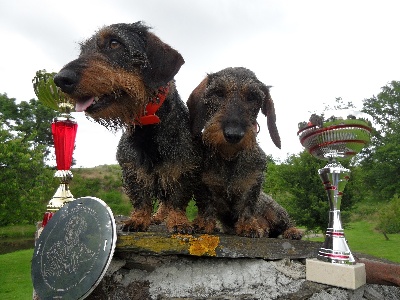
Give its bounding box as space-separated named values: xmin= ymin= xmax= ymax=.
xmin=148 ymin=159 xmax=194 ymax=233
xmin=233 ymin=172 xmax=271 ymax=238
xmin=165 ymin=208 xmax=193 ymax=234
xmin=123 ymin=204 xmax=153 ymax=232
xmin=118 ymin=160 xmax=154 ymax=232
xmin=152 ymin=197 xmax=194 ymax=234
xmin=165 ymin=186 xmax=194 ymax=234
xmin=234 ymin=194 xmax=271 ymax=238
xmin=260 ymin=192 xmax=303 ymax=240
xmin=282 ymin=227 xmax=303 ymax=240
xmin=192 ymin=185 xmax=217 ymax=233
xmin=235 ymin=215 xmax=270 ymax=238
xmin=263 ymin=208 xmax=302 ymax=240
xmin=193 ymin=203 xmax=218 ymax=234
xmin=122 ymin=187 xmax=153 ymax=231
xmin=193 ymin=215 xmax=218 ymax=233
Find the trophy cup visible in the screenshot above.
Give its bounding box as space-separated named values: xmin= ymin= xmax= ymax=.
xmin=31 ymin=71 xmax=117 ymax=300
xmin=297 ymin=109 xmax=372 ymax=289
xmin=33 ymin=70 xmax=78 ymax=227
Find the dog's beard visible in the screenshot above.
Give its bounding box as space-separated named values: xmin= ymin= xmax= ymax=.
xmin=202 ymin=115 xmax=257 ymax=160
xmin=85 ymin=92 xmax=145 ymax=130
xmin=72 ymin=59 xmax=149 ymax=130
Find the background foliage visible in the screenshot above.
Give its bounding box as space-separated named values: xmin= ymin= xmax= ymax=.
xmin=1 ymin=81 xmax=400 ymax=234
xmin=264 ymin=82 xmax=400 ymax=232
xmin=0 ymin=94 xmax=56 ymax=226
xmin=264 ymin=151 xmax=358 ymax=231
xmin=360 ymin=81 xmax=400 ymax=201
xmin=70 ymin=165 xmax=132 ymax=216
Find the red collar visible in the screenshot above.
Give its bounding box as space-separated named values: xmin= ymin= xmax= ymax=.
xmin=134 ymin=85 xmax=169 ymax=125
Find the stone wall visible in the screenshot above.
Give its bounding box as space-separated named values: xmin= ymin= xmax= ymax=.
xmin=86 ymin=226 xmax=400 ymax=299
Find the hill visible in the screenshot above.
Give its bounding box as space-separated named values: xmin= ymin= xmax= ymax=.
xmin=70 ymin=164 xmax=132 ymax=216
xmin=69 ymin=164 xmax=198 ymax=220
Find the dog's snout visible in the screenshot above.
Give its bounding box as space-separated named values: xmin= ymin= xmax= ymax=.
xmin=54 ymin=69 xmax=79 ymax=94
xmin=223 ymin=126 xmax=245 ymax=144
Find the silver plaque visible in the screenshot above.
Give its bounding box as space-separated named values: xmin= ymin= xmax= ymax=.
xmin=32 ymin=197 xmax=116 ymax=299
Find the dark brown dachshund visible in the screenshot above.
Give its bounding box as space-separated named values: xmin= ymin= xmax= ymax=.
xmin=54 ymin=22 xmax=197 ymax=233
xmin=187 ymin=67 xmax=302 ymax=239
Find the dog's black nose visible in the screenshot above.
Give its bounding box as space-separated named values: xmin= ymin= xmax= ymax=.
xmin=54 ymin=69 xmax=79 ymax=94
xmin=223 ymin=127 xmax=245 ymax=144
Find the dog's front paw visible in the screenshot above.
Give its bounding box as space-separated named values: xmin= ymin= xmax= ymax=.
xmin=193 ymin=215 xmax=218 ymax=234
xmin=282 ymin=227 xmax=303 ymax=240
xmin=166 ymin=208 xmax=193 ymax=234
xmin=235 ymin=217 xmax=269 ymax=238
xmin=122 ymin=209 xmax=152 ymax=232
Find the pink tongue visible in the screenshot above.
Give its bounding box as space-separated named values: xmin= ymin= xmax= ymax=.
xmin=75 ymin=97 xmax=95 ymax=112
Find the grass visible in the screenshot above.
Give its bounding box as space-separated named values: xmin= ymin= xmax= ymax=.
xmin=305 ymin=220 xmax=400 ymax=263
xmin=0 ymin=224 xmax=36 ymax=239
xmin=0 ymin=249 xmax=34 ymax=300
xmin=0 ymin=201 xmax=197 ymax=299
xmin=346 ymin=221 xmax=400 ymax=262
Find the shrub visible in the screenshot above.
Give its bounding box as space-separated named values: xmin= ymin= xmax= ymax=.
xmin=376 ymin=195 xmax=400 ymax=234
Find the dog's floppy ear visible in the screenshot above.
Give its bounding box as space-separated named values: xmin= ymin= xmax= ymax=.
xmin=261 ymin=85 xmax=281 ymax=149
xmin=187 ymin=77 xmax=209 ymax=137
xmin=143 ymin=32 xmax=185 ymax=89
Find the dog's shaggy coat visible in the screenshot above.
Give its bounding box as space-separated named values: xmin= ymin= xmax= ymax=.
xmin=187 ymin=67 xmax=302 ymax=239
xmin=54 ymin=22 xmax=197 ymax=233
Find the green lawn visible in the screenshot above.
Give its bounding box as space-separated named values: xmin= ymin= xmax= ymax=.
xmin=0 ymin=249 xmax=34 ymax=300
xmin=305 ymin=220 xmax=400 ymax=263
xmin=346 ymin=221 xmax=400 ymax=262
xmin=0 ymin=224 xmax=36 ymax=239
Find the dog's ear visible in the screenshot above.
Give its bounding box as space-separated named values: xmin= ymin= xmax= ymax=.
xmin=261 ymin=85 xmax=281 ymax=149
xmin=187 ymin=77 xmax=209 ymax=137
xmin=142 ymin=32 xmax=185 ymax=89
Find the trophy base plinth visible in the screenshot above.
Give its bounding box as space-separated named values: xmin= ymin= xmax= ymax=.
xmin=306 ymin=258 xmax=366 ymax=290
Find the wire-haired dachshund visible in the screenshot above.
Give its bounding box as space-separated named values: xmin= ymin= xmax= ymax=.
xmin=187 ymin=67 xmax=302 ymax=239
xmin=54 ymin=22 xmax=197 ymax=233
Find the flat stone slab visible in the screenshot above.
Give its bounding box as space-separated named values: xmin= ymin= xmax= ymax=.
xmin=84 ymin=225 xmax=400 ymax=299
xmin=115 ymin=225 xmax=320 ymax=260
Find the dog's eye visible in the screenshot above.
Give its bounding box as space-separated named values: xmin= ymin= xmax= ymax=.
xmin=109 ymin=39 xmax=121 ymax=49
xmin=213 ymin=89 xmax=225 ymax=98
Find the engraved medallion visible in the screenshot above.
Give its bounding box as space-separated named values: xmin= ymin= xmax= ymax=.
xmin=32 ymin=197 xmax=116 ymax=299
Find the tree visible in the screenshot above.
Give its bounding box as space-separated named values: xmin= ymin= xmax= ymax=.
xmin=265 ymin=151 xmax=357 ymax=231
xmin=0 ymin=93 xmax=56 ymax=225
xmin=0 ymin=129 xmax=54 ymax=225
xmin=376 ymin=194 xmax=400 ymax=234
xmin=362 ymin=81 xmax=400 ymax=135
xmin=16 ymin=99 xmax=56 ymax=157
xmin=265 ymin=97 xmax=362 ymax=231
xmin=361 ymin=81 xmax=400 ymax=201
xmin=1 ymin=94 xmax=57 ymax=159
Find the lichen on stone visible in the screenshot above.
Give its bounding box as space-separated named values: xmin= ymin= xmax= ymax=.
xmin=188 ymin=234 xmax=220 ymax=256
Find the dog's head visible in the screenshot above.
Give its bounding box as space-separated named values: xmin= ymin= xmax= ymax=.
xmin=187 ymin=67 xmax=281 ymax=159
xmin=54 ymin=22 xmax=184 ymax=128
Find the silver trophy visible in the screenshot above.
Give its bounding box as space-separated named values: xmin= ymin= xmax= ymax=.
xmin=297 ymin=110 xmax=372 ymax=264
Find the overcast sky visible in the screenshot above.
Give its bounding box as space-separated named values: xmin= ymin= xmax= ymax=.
xmin=1 ymin=0 xmax=400 ymax=167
